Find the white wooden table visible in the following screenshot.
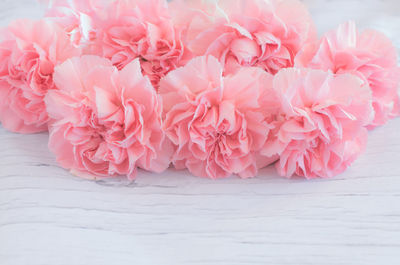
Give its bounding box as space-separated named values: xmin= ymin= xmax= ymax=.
xmin=1 ymin=1 xmax=400 ymax=264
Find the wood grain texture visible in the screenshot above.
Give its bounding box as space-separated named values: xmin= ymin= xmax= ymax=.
xmin=1 ymin=1 xmax=400 ymax=264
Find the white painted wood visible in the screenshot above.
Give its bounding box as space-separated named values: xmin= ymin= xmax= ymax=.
xmin=0 ymin=1 xmax=400 ymax=264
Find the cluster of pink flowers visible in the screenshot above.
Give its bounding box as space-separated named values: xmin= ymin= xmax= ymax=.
xmin=0 ymin=0 xmax=399 ymax=180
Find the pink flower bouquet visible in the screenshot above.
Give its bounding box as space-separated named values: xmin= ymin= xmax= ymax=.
xmin=0 ymin=0 xmax=399 ymax=181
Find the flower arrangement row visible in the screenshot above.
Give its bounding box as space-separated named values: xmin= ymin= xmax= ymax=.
xmin=0 ymin=0 xmax=399 ymax=180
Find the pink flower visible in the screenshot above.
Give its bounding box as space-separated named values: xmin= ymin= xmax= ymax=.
xmin=0 ymin=19 xmax=80 ymax=133
xmin=89 ymin=0 xmax=187 ymax=88
xmin=171 ymin=0 xmax=316 ymax=75
xmin=295 ymin=21 xmax=400 ymax=128
xmin=262 ymin=68 xmax=374 ymax=179
xmin=159 ymin=55 xmax=278 ymax=179
xmin=45 ymin=55 xmax=173 ymax=179
xmin=42 ymin=0 xmax=109 ymax=46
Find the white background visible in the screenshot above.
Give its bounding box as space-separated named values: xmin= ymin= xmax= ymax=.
xmin=1 ymin=0 xmax=400 ymax=264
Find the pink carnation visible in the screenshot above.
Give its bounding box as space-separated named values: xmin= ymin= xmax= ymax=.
xmin=262 ymin=68 xmax=374 ymax=179
xmin=45 ymin=55 xmax=173 ymax=179
xmin=42 ymin=0 xmax=109 ymax=46
xmin=295 ymin=21 xmax=400 ymax=128
xmin=171 ymin=0 xmax=316 ymax=75
xmin=0 ymin=19 xmax=80 ymax=133
xmin=88 ymin=0 xmax=187 ymax=88
xmin=159 ymin=55 xmax=278 ymax=179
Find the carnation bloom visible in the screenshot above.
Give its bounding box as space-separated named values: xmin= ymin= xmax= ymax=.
xmin=295 ymin=21 xmax=400 ymax=128
xmin=159 ymin=55 xmax=279 ymax=179
xmin=88 ymin=0 xmax=187 ymax=88
xmin=262 ymin=68 xmax=374 ymax=179
xmin=0 ymin=19 xmax=80 ymax=133
xmin=171 ymin=0 xmax=316 ymax=75
xmin=42 ymin=0 xmax=108 ymax=46
xmin=45 ymin=55 xmax=173 ymax=179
